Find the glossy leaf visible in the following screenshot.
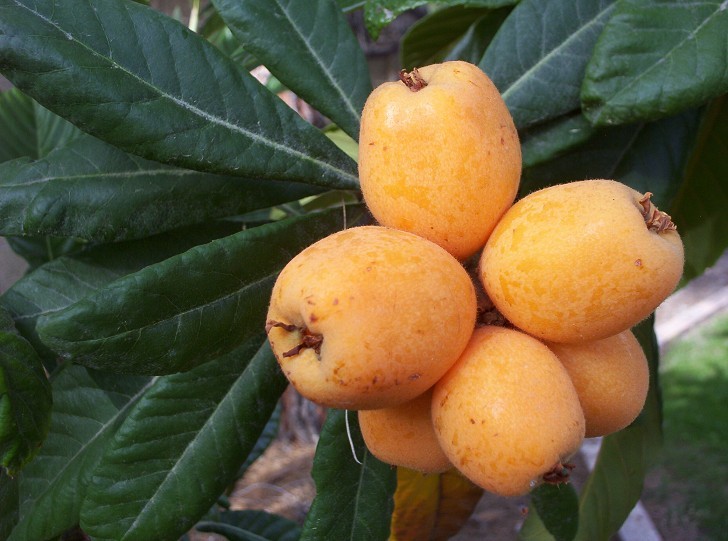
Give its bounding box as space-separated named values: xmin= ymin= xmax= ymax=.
xmin=80 ymin=338 xmax=287 ymax=541
xmin=8 ymin=366 xmax=152 ymax=541
xmin=0 ymin=0 xmax=359 ymax=189
xmin=1 ymin=223 xmax=244 ymax=365
xmin=390 ymin=467 xmax=482 ymax=541
xmin=197 ymin=510 xmax=301 ymax=541
xmin=36 ymin=206 xmax=363 ymax=375
xmin=520 ymin=113 xmax=596 ymax=170
xmin=670 ymin=97 xmax=728 ymax=282
xmin=0 ymin=134 xmax=320 ymax=242
xmin=213 ymin=0 xmax=372 ymax=141
xmin=0 ymin=308 xmax=51 ymax=475
xmin=530 ymin=483 xmax=579 ymax=541
xmin=400 ymin=6 xmax=492 ymax=69
xmin=582 ymin=0 xmax=728 ymax=126
xmin=300 ymin=409 xmax=397 ymax=541
xmin=480 ymin=0 xmax=616 ymax=129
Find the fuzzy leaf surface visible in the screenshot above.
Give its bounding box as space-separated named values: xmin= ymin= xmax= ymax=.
xmin=479 ymin=0 xmax=616 ymax=129
xmin=212 ymin=0 xmax=371 ymax=140
xmin=0 ymin=0 xmax=358 ymax=189
xmin=36 ymin=206 xmax=363 ymax=375
xmin=301 ymin=409 xmax=397 ymax=541
xmin=582 ymin=0 xmax=728 ymax=126
xmin=80 ymin=338 xmax=287 ymax=541
xmin=0 ymin=308 xmax=51 ymax=475
xmin=0 ymin=134 xmax=320 ymax=242
xmin=7 ymin=366 xmax=152 ymax=541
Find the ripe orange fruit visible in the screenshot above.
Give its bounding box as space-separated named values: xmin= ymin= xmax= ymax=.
xmin=266 ymin=226 xmax=476 ymax=410
xmin=359 ymin=60 xmax=521 ymax=260
xmin=359 ymin=388 xmax=451 ymax=474
xmin=432 ymin=326 xmax=585 ymax=496
xmin=479 ymin=179 xmax=684 ymax=343
xmin=546 ymin=329 xmax=649 ymax=438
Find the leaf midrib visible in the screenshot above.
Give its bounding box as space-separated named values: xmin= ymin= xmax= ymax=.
xmin=0 ymin=167 xmax=196 ymax=189
xmin=11 ymin=0 xmax=358 ymax=185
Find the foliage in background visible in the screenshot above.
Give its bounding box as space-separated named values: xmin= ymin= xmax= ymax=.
xmin=0 ymin=0 xmax=726 ymax=540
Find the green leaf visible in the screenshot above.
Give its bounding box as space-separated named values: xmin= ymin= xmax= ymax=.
xmin=301 ymin=409 xmax=397 ymax=541
xmin=670 ymin=97 xmax=728 ymax=282
xmin=8 ymin=366 xmax=152 ymax=541
xmin=0 ymin=308 xmax=51 ymax=475
xmin=80 ymin=337 xmax=287 ymax=541
xmin=0 ymin=0 xmax=359 ymax=189
xmin=582 ymin=0 xmax=728 ymax=126
xmin=400 ymin=6 xmax=493 ymax=69
xmin=0 ymin=468 xmax=19 ymax=539
xmin=530 ymin=483 xmax=579 ymax=541
xmin=1 ymin=222 xmax=244 ymax=366
xmin=197 ymin=510 xmax=301 ymax=541
xmin=479 ymin=0 xmax=616 ymax=129
xmin=444 ymin=7 xmax=511 ymax=65
xmin=36 ymin=206 xmax=364 ymax=375
xmin=521 ymin=108 xmax=703 ymax=204
xmin=520 ymin=113 xmax=596 ymax=169
xmin=0 ymin=134 xmax=321 ymax=242
xmin=212 ymin=0 xmax=372 ymax=141
xmin=365 ymin=0 xmax=513 ymax=39
xmin=0 ymin=89 xmax=82 ymax=163
xmin=4 ymin=237 xmax=85 ymax=270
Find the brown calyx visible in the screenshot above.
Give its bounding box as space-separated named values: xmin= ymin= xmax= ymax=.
xmin=399 ymin=68 xmax=428 ymax=92
xmin=542 ymin=462 xmax=575 ymax=485
xmin=638 ymin=192 xmax=677 ymax=233
xmin=265 ymin=320 xmax=323 ymax=358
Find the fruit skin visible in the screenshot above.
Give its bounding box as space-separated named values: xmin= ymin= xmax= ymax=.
xmin=266 ymin=226 xmax=477 ymax=410
xmin=546 ymin=329 xmax=649 ymax=438
xmin=432 ymin=326 xmax=585 ymax=497
xmin=479 ymin=179 xmax=684 ymax=343
xmin=359 ymin=60 xmax=521 ymax=260
xmin=359 ymin=388 xmax=451 ymax=474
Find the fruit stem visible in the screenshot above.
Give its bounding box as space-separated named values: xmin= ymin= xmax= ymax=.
xmin=638 ymin=192 xmax=677 ymax=233
xmin=542 ymin=462 xmax=575 ymax=485
xmin=399 ymin=68 xmax=428 ymax=92
xmin=266 ymin=320 xmax=323 ymax=357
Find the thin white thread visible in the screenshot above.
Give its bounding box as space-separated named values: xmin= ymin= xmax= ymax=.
xmin=344 ymin=410 xmax=363 ymax=465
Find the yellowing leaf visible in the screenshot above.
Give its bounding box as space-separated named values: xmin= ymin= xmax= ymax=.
xmin=390 ymin=467 xmax=483 ymax=541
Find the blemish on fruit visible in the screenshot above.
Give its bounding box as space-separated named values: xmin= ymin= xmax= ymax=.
xmin=332 ymin=298 xmax=339 ymax=305
xmin=408 ymin=373 xmax=421 ymax=381
xmin=469 ymin=418 xmax=475 ymax=424
xmin=635 ymin=259 xmax=642 ymax=268
xmin=309 ymin=313 xmax=318 ymax=322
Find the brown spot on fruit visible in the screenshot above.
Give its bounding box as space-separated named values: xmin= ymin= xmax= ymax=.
xmin=635 ymin=259 xmax=643 ymax=268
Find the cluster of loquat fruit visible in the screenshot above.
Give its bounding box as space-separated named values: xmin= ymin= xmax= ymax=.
xmin=265 ymin=61 xmax=684 ymax=498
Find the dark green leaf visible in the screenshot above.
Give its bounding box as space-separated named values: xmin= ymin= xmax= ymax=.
xmin=365 ymin=0 xmax=513 ymax=39
xmin=1 ymin=222 xmax=244 ymax=365
xmin=0 ymin=308 xmax=51 ymax=475
xmin=530 ymin=483 xmax=579 ymax=541
xmin=0 ymin=88 xmax=82 ymax=163
xmin=8 ymin=366 xmax=152 ymax=541
xmin=520 ymin=113 xmax=596 ymax=170
xmin=213 ymin=0 xmax=372 ymax=141
xmin=80 ymin=338 xmax=287 ymax=541
xmin=521 ymin=108 xmax=703 ymax=204
xmin=0 ymin=0 xmax=359 ymax=189
xmin=5 ymin=236 xmax=85 ymax=270
xmin=400 ymin=6 xmax=493 ymax=69
xmin=444 ymin=7 xmax=511 ymax=65
xmin=0 ymin=89 xmax=35 ymax=162
xmin=670 ymin=97 xmax=728 ymax=282
xmin=0 ymin=134 xmax=321 ymax=242
xmin=0 ymin=469 xmax=19 ymax=540
xmin=479 ymin=0 xmax=616 ymax=129
xmin=197 ymin=510 xmax=301 ymax=541
xmin=301 ymin=409 xmax=397 ymax=541
xmin=36 ymin=206 xmax=364 ymax=375
xmin=582 ymin=0 xmax=728 ymax=126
